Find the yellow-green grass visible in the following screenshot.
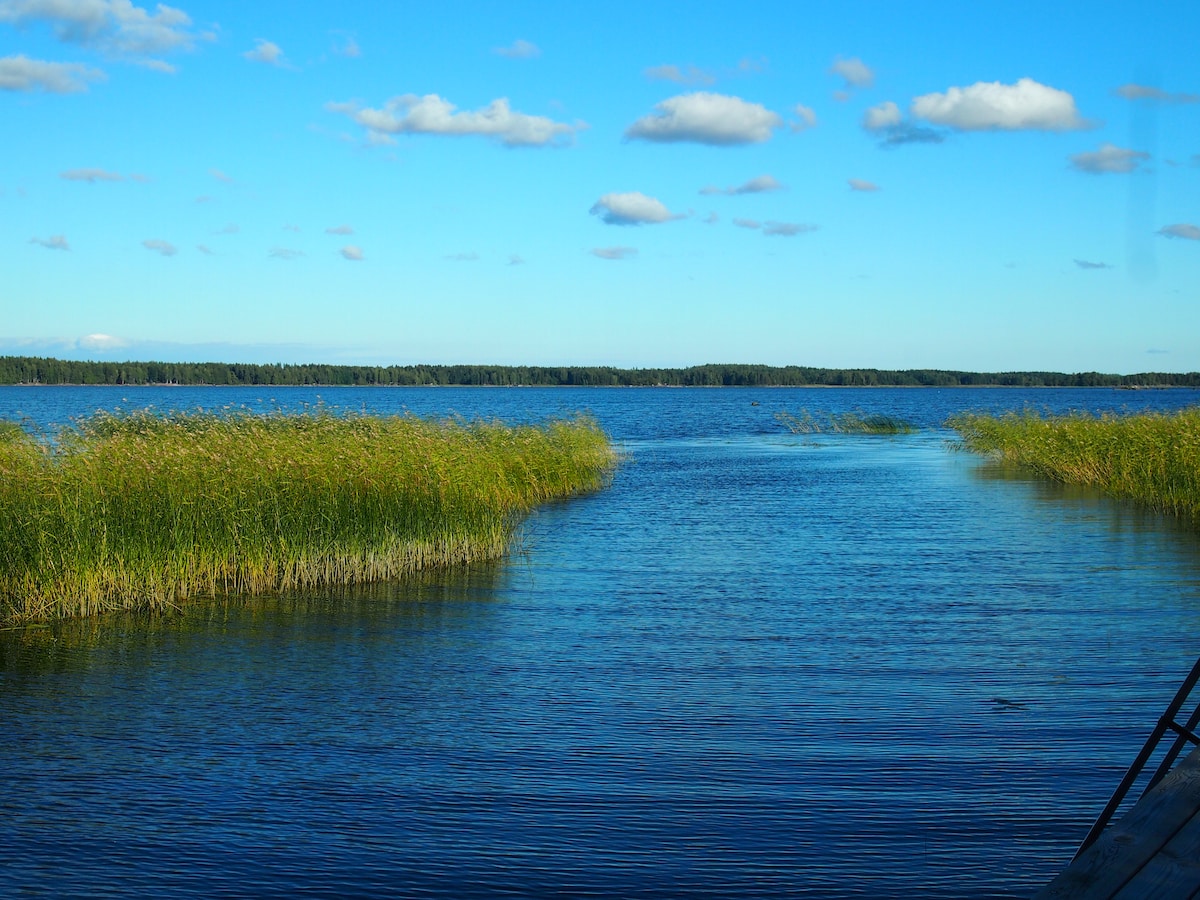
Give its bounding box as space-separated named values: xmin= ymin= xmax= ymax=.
xmin=0 ymin=410 xmax=616 ymax=625
xmin=949 ymin=408 xmax=1200 ymax=520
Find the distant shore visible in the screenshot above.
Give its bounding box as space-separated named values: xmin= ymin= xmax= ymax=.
xmin=3 ymin=356 xmax=1198 ymax=389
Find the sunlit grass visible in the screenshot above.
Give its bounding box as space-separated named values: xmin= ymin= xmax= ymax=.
xmin=948 ymin=408 xmax=1200 ymax=520
xmin=775 ymin=410 xmax=917 ymax=435
xmin=0 ymin=409 xmax=616 ymax=625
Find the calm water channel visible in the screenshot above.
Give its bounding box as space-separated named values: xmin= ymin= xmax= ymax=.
xmin=3 ymin=386 xmax=1200 ymax=898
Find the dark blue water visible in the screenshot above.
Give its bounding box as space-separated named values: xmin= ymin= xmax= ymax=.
xmin=3 ymin=386 xmax=1200 ymax=898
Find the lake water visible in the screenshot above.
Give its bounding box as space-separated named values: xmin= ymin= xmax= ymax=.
xmin=3 ymin=385 xmax=1200 ymax=898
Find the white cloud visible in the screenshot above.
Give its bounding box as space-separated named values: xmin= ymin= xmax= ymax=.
xmin=493 ymin=39 xmax=539 ymax=59
xmin=142 ymin=238 xmax=176 ymax=256
xmin=209 ymin=168 xmax=232 ymax=183
xmin=61 ymin=167 xmax=122 ymax=182
xmin=508 ymin=254 xmax=524 ymax=265
xmin=1069 ymin=143 xmax=1150 ymax=174
xmin=213 ymin=223 xmax=238 ymax=234
xmin=912 ymin=78 xmax=1088 ymax=131
xmin=325 ymin=224 xmax=354 ymax=235
xmin=446 ymin=251 xmax=478 ymax=261
xmin=1074 ymin=259 xmax=1112 ymax=269
xmin=702 ymin=212 xmax=719 ymax=225
xmin=644 ymin=63 xmax=715 ymax=86
xmin=0 ymin=54 xmax=105 ymax=92
xmin=243 ymin=39 xmax=284 ymax=66
xmin=0 ymin=0 xmax=204 ymax=65
xmin=270 ymin=247 xmax=304 ymax=260
xmin=699 ymin=174 xmax=784 ymax=196
xmin=1115 ymin=84 xmax=1199 ymax=104
xmin=78 ymin=332 xmax=128 ymax=350
xmin=733 ymin=218 xmax=761 ymax=230
xmin=283 ymin=224 xmax=301 ymax=232
xmin=334 ymin=35 xmax=360 ymax=58
xmin=830 ymin=56 xmax=873 ymax=89
xmin=591 ymin=246 xmax=636 ymax=260
xmin=196 ymin=243 xmax=213 ymax=254
xmin=625 ymin=92 xmax=782 ymax=145
xmin=792 ymin=103 xmax=817 ymax=131
xmin=30 ymin=234 xmax=69 ymax=250
xmin=590 ymin=192 xmax=681 ymax=226
xmin=848 ymin=178 xmax=880 ymax=191
xmin=1159 ymin=224 xmax=1200 ymax=240
xmin=862 ymin=101 xmax=902 ymax=131
xmin=327 ymin=93 xmax=580 ymax=147
xmin=340 ymin=245 xmax=363 ymax=261
xmin=763 ymin=221 xmax=817 ymax=237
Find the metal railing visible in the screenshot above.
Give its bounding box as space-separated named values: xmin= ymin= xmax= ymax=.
xmin=1074 ymin=653 xmax=1200 ymax=858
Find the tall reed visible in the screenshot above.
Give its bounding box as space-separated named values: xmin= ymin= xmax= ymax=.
xmin=0 ymin=410 xmax=616 ymax=624
xmin=948 ymin=408 xmax=1200 ymax=520
xmin=775 ymin=410 xmax=917 ymax=434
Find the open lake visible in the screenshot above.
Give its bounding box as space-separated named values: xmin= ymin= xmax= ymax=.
xmin=3 ymin=385 xmax=1200 ymax=898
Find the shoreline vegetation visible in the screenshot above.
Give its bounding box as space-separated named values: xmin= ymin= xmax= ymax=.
xmin=3 ymin=356 xmax=1200 ymax=388
xmin=949 ymin=409 xmax=1200 ymax=522
xmin=0 ymin=410 xmax=616 ymax=626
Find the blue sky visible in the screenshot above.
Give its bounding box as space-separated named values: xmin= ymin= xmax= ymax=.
xmin=2 ymin=0 xmax=1198 ymax=372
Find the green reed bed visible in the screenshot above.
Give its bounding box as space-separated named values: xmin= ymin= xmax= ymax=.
xmin=775 ymin=410 xmax=917 ymax=435
xmin=949 ymin=408 xmax=1200 ymax=520
xmin=0 ymin=410 xmax=616 ymax=624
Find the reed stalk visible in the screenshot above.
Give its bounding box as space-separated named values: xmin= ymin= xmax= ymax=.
xmin=0 ymin=410 xmax=616 ymax=624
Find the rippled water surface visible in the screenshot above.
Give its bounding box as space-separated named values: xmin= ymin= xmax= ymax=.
xmin=3 ymin=386 xmax=1200 ymax=898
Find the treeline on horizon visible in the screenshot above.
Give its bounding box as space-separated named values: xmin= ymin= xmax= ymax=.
xmin=2 ymin=356 xmax=1198 ymax=389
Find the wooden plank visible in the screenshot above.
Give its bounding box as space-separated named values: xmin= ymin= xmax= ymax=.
xmin=1033 ymin=748 xmax=1200 ymax=899
xmin=1110 ymin=807 xmax=1200 ymax=900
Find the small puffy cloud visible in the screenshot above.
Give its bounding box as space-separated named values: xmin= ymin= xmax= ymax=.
xmin=1115 ymin=84 xmax=1199 ymax=104
xmin=194 ymin=195 xmax=210 ymax=203
xmin=1074 ymin=259 xmax=1112 ymax=269
xmin=340 ymin=245 xmax=363 ymax=261
xmin=214 ymin=223 xmax=238 ymax=234
xmin=863 ymin=101 xmax=945 ymax=147
xmin=328 ymin=93 xmax=580 ymax=147
xmin=912 ymin=78 xmax=1088 ymax=131
xmin=325 ymin=224 xmax=353 ymax=235
xmin=269 ymin=247 xmax=304 ymax=260
xmin=61 ymin=167 xmax=122 ymax=183
xmin=848 ymin=178 xmax=880 ymax=192
xmin=1069 ymin=143 xmax=1150 ymax=174
xmin=733 ymin=218 xmax=761 ymax=230
xmin=702 ymin=212 xmax=719 ymax=225
xmin=209 ymin=168 xmax=232 ymax=183
xmin=763 ymin=221 xmax=817 ymax=237
xmin=129 ymin=172 xmax=150 ymax=182
xmin=508 ymin=254 xmax=524 ymax=265
xmin=243 ymin=39 xmax=284 ymax=66
xmin=446 ymin=251 xmax=478 ymax=261
xmin=625 ymin=92 xmax=782 ymax=145
xmin=590 ymin=191 xmax=681 ymax=226
xmin=1158 ymin=223 xmax=1200 ymax=241
xmin=0 ymin=0 xmax=205 ymax=65
xmin=699 ymin=174 xmax=784 ymax=196
xmin=0 ymin=54 xmax=105 ymax=92
xmin=493 ymin=39 xmax=540 ymax=59
xmin=830 ymin=56 xmax=873 ymax=90
xmin=142 ymin=238 xmax=176 ymax=256
xmin=591 ymin=246 xmax=637 ymax=260
xmin=791 ymin=104 xmax=817 ymax=132
xmin=30 ymin=234 xmax=69 ymax=250
xmin=196 ymin=244 xmax=213 ymax=254
xmin=78 ymin=332 xmax=128 ymax=350
xmin=335 ymin=35 xmax=360 ymax=58
xmin=644 ymin=63 xmax=715 ymax=86
xmin=863 ymin=101 xmax=902 ymax=131
xmin=283 ymin=224 xmax=301 ymax=232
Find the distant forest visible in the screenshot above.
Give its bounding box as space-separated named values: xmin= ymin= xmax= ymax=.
xmin=2 ymin=356 xmax=1199 ymax=388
